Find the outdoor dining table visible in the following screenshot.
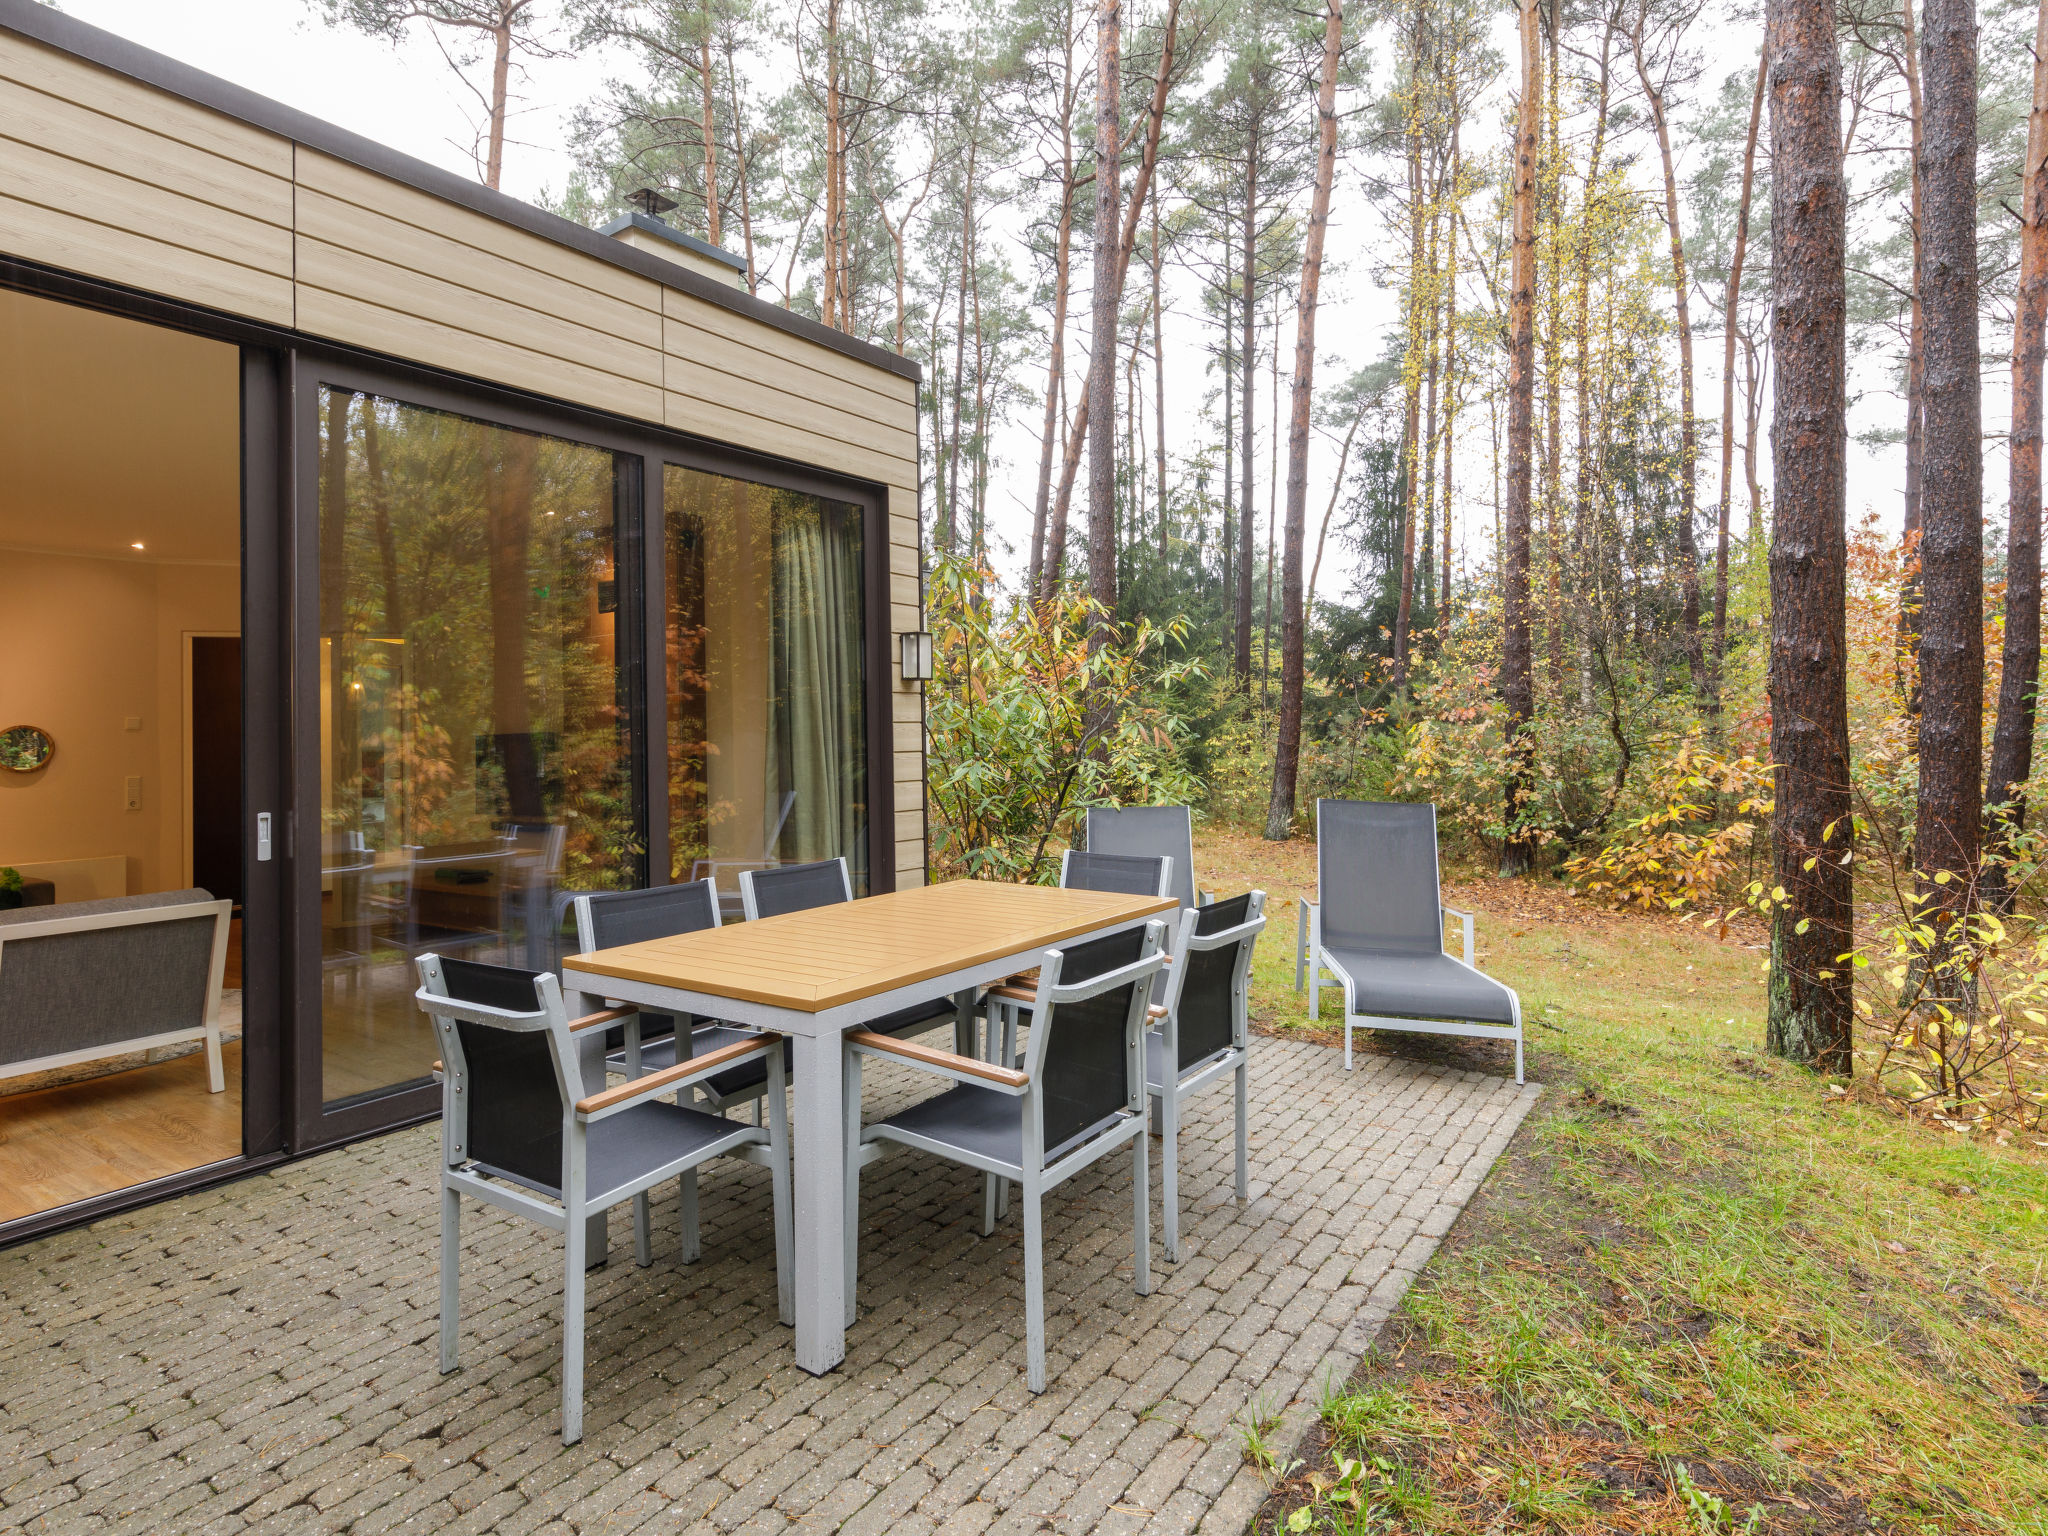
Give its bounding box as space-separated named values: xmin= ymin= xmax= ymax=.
xmin=560 ymin=877 xmax=1178 ymax=1375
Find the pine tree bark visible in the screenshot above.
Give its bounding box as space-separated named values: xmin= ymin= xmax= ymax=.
xmin=1237 ymin=151 xmax=1259 ymax=683
xmin=1267 ymin=0 xmax=1341 ymax=841
xmin=698 ymin=2 xmax=721 ymax=246
xmin=1087 ymin=0 xmax=1125 ymax=622
xmin=1914 ymin=0 xmax=1984 ymax=915
xmin=1154 ymin=196 xmax=1169 ymax=555
xmin=1500 ymin=0 xmax=1541 ymax=878
xmin=1985 ymin=0 xmax=2048 ymax=912
xmin=1900 ymin=0 xmax=1927 ymax=725
xmin=1633 ymin=21 xmax=1706 ymax=694
xmin=1030 ymin=12 xmax=1081 ymax=597
xmin=1712 ymin=47 xmax=1767 ymax=709
xmin=1765 ymin=0 xmax=1853 ymax=1073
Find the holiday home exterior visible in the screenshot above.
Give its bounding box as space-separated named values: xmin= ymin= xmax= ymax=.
xmin=0 ymin=0 xmax=926 ymax=1243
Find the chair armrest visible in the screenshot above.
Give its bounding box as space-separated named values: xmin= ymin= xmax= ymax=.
xmin=1441 ymin=905 xmax=1475 ymax=966
xmin=568 ymin=1004 xmax=637 ymax=1034
xmin=986 ymin=983 xmax=1040 ymax=1004
xmin=848 ymin=1030 xmax=1028 ymax=1091
xmin=574 ymin=1033 xmax=779 ymax=1117
xmin=1295 ymin=897 xmax=1318 ymax=991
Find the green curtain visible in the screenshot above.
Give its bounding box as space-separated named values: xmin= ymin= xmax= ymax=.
xmin=767 ymin=493 xmax=866 ymax=887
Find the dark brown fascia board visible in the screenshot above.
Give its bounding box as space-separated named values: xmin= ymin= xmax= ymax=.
xmin=0 ymin=0 xmax=920 ymax=385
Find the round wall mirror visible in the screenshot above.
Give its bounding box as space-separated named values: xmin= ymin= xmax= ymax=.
xmin=0 ymin=725 xmax=55 ymax=772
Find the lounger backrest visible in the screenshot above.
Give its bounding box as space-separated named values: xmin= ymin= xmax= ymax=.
xmin=433 ymin=957 xmax=566 ymax=1191
xmin=742 ymin=857 xmax=853 ymax=919
xmin=1034 ymin=925 xmax=1148 ymax=1158
xmin=1060 ymin=850 xmax=1172 ymax=899
xmin=575 ymin=880 xmax=719 ymax=952
xmin=1174 ymin=892 xmax=1264 ymax=1068
xmin=1085 ymin=806 xmax=1197 ymax=910
xmin=1316 ymin=800 xmax=1442 ymax=953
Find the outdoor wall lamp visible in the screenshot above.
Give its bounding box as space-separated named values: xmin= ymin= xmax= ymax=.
xmin=899 ymin=630 xmax=934 ymax=683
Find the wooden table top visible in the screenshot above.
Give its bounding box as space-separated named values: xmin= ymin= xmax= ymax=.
xmin=562 ymin=880 xmax=1177 ymax=1012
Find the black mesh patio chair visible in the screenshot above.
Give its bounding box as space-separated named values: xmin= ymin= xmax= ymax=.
xmin=572 ymin=881 xmax=778 ymax=1148
xmin=843 ymin=920 xmax=1169 ymax=1392
xmin=417 ymin=954 xmax=792 ymax=1445
xmin=1149 ymin=892 xmax=1265 ymax=1263
xmin=1293 ymin=800 xmax=1523 ymax=1082
xmin=1085 ymin=805 xmax=1204 ymax=911
xmin=739 ymin=857 xmax=958 ymax=1043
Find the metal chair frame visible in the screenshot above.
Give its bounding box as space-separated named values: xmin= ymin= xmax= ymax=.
xmin=843 ymin=920 xmax=1167 ymax=1393
xmin=417 ymin=956 xmax=793 ymax=1445
xmin=1150 ymin=892 xmax=1266 ymax=1263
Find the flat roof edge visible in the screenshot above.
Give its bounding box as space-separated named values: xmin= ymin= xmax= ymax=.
xmin=0 ymin=0 xmax=920 ymax=385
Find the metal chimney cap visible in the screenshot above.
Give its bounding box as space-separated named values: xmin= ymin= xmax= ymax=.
xmin=626 ymin=186 xmax=677 ymax=221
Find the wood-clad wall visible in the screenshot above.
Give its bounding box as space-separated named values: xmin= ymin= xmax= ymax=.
xmin=0 ymin=28 xmax=927 ymax=885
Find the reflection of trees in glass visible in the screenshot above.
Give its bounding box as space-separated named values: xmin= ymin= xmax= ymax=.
xmin=317 ymin=388 xmax=634 ymax=888
xmin=665 ymin=467 xmax=866 ymax=887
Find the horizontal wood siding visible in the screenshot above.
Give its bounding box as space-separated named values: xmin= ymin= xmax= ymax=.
xmin=0 ymin=34 xmax=928 ymax=880
xmin=0 ymin=32 xmax=292 ymax=322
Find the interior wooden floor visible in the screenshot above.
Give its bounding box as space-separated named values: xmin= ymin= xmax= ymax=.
xmin=0 ymin=1042 xmax=243 ymax=1224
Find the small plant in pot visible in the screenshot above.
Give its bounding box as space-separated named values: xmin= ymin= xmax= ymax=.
xmin=0 ymin=867 xmax=22 ymax=911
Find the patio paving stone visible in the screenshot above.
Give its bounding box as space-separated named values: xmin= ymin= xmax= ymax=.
xmin=1 ymin=1037 xmax=1534 ymax=1534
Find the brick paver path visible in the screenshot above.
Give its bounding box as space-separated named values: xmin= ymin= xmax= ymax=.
xmin=0 ymin=1038 xmax=1534 ymax=1535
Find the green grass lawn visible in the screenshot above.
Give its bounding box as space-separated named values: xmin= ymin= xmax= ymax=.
xmin=1192 ymin=830 xmax=2048 ymax=1535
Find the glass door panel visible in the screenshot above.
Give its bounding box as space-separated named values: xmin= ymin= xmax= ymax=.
xmin=663 ymin=465 xmax=867 ymax=908
xmin=316 ymin=388 xmax=636 ymax=1110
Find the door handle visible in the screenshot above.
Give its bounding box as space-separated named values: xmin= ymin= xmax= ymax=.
xmin=257 ymin=812 xmax=273 ymax=862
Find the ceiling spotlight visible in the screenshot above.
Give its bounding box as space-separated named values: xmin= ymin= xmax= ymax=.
xmin=130 ymin=542 xmax=145 ymax=550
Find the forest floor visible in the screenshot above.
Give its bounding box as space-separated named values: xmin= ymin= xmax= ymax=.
xmin=1190 ymin=829 xmax=2048 ymax=1536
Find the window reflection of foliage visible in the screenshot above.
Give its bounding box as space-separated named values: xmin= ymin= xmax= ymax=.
xmin=319 ymin=389 xmax=636 ymax=886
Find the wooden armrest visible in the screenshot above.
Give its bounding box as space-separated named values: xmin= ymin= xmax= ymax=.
xmin=847 ymin=1030 xmax=1029 ymax=1088
xmin=574 ymin=1033 xmax=773 ymax=1113
xmin=567 ymin=1005 xmax=637 ymax=1034
xmin=1146 ymin=1004 xmax=1168 ymax=1021
xmin=987 ymin=983 xmax=1040 ymax=1004
xmin=432 ymin=1060 xmax=443 ymax=1073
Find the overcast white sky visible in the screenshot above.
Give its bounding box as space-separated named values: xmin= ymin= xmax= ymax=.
xmin=54 ymin=0 xmax=1937 ymax=608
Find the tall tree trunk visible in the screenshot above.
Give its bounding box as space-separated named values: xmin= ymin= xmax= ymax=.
xmin=1915 ymin=0 xmax=1984 ymax=920
xmin=1442 ymin=115 xmax=1460 ymax=614
xmin=699 ymin=3 xmax=721 ymax=246
xmin=1393 ymin=90 xmax=1422 ymax=687
xmin=1029 ymin=19 xmax=1080 ymax=597
xmin=1900 ymin=0 xmax=1927 ymax=726
xmin=822 ymin=0 xmax=842 ymax=329
xmin=1222 ymin=298 xmax=1236 ymax=627
xmin=1985 ymin=0 xmax=2048 ymax=912
xmin=1634 ymin=26 xmax=1706 ymax=693
xmin=1765 ymin=0 xmax=1853 ymax=1073
xmin=1543 ymin=0 xmax=1564 ymax=690
xmin=485 ymin=9 xmax=513 ymax=190
xmin=1238 ymin=147 xmax=1259 ymax=682
xmin=1712 ymin=46 xmax=1767 ymax=710
xmin=1154 ymin=195 xmax=1169 ymax=556
xmin=943 ymin=140 xmax=976 ymax=557
xmin=1264 ymin=297 xmax=1279 ymax=700
xmin=1038 ymin=0 xmax=1181 ymax=600
xmin=725 ymin=34 xmax=756 ymax=290
xmin=1501 ymin=0 xmax=1541 ymax=878
xmin=1267 ymin=0 xmax=1342 ymax=842
xmin=1088 ymin=0 xmax=1123 ymax=623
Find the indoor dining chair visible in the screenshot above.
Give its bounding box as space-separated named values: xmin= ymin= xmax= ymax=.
xmin=417 ymin=954 xmax=792 ymax=1445
xmin=843 ymin=920 xmax=1169 ymax=1392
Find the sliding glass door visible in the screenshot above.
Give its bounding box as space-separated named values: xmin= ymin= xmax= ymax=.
xmin=308 ymin=383 xmax=641 ymax=1122
xmin=664 ymin=464 xmax=870 ymax=901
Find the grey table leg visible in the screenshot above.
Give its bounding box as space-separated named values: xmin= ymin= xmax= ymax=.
xmin=791 ymin=1029 xmax=848 ymax=1375
xmin=573 ymin=1027 xmax=610 ymax=1269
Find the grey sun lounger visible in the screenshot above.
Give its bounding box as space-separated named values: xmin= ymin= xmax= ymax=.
xmin=1294 ymin=799 xmax=1524 ymax=1083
